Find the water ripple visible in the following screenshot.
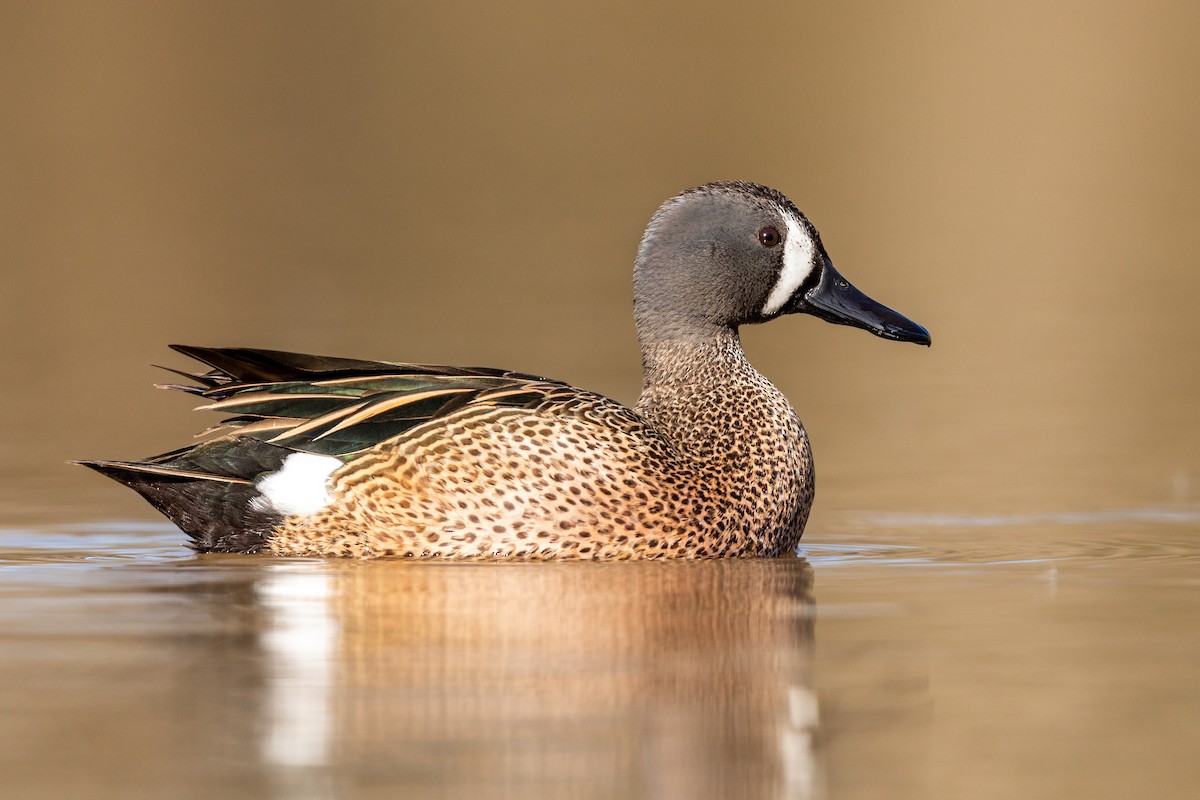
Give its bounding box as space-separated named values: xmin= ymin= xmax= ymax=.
xmin=849 ymin=507 xmax=1200 ymax=527
xmin=809 ymin=506 xmax=1200 ymax=568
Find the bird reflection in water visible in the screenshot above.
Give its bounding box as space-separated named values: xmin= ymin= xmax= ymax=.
xmin=252 ymin=555 xmax=817 ymax=799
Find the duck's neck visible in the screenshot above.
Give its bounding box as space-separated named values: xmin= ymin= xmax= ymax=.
xmin=638 ymin=327 xmax=750 ymax=396
xmin=635 ymin=328 xmax=793 ymax=462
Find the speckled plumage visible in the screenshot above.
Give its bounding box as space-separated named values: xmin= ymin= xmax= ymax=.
xmin=267 ymin=332 xmax=811 ymax=559
xmin=80 ymin=181 xmax=929 ymax=559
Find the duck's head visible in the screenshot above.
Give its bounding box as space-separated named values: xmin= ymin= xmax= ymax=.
xmin=633 ymin=181 xmax=931 ymax=346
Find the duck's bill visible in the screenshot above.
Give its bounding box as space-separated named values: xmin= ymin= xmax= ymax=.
xmin=788 ymin=257 xmax=931 ymax=346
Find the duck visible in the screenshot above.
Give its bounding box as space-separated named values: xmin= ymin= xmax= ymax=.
xmin=79 ymin=181 xmax=930 ymax=559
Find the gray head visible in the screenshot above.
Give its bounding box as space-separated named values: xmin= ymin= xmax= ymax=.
xmin=633 ymin=181 xmax=930 ymax=346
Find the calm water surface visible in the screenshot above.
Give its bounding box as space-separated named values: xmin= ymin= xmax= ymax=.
xmin=2 ymin=509 xmax=1197 ymax=800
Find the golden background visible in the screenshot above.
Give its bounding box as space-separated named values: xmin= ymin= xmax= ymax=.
xmin=4 ymin=1 xmax=1199 ymax=525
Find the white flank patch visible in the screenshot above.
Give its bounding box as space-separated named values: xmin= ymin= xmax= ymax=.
xmin=761 ymin=214 xmax=816 ymax=317
xmin=253 ymin=452 xmax=340 ymax=516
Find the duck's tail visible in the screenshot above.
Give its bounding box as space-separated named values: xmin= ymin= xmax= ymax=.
xmin=75 ymin=437 xmax=293 ymax=554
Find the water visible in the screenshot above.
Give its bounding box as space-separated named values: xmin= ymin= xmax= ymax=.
xmin=5 ymin=1 xmax=1200 ymax=797
xmin=0 ymin=525 xmax=816 ymax=799
xmin=2 ymin=511 xmax=1197 ymax=800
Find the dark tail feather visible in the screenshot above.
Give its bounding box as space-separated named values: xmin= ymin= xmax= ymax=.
xmin=167 ymin=344 xmax=554 ymax=385
xmin=168 ymin=344 xmax=413 ymax=383
xmin=75 ymin=460 xmax=283 ymax=554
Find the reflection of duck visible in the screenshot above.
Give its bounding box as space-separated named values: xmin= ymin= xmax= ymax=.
xmin=256 ymin=556 xmax=817 ymax=797
xmin=81 ymin=182 xmax=929 ymax=558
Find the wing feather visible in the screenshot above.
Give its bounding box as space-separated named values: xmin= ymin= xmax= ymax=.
xmin=153 ymin=346 xmax=583 ymax=458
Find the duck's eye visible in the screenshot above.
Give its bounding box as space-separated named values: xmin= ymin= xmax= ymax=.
xmin=758 ymin=226 xmax=781 ymax=247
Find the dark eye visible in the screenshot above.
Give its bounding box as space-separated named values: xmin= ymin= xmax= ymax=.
xmin=758 ymin=226 xmax=781 ymax=247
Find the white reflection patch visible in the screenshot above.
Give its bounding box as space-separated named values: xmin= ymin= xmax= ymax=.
xmin=258 ymin=565 xmax=337 ymax=768
xmin=778 ymin=685 xmax=820 ymax=799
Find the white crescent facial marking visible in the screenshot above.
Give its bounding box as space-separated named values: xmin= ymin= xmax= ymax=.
xmin=761 ymin=215 xmax=816 ymax=317
xmin=253 ymin=452 xmax=340 ymax=516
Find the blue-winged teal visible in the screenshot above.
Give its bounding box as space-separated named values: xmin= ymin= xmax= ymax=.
xmin=80 ymin=181 xmax=930 ymax=559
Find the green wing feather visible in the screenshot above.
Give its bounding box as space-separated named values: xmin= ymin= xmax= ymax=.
xmin=166 ymin=345 xmax=570 ymax=458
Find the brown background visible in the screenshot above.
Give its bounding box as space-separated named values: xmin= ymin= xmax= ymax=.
xmin=3 ymin=0 xmax=1199 ymax=524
